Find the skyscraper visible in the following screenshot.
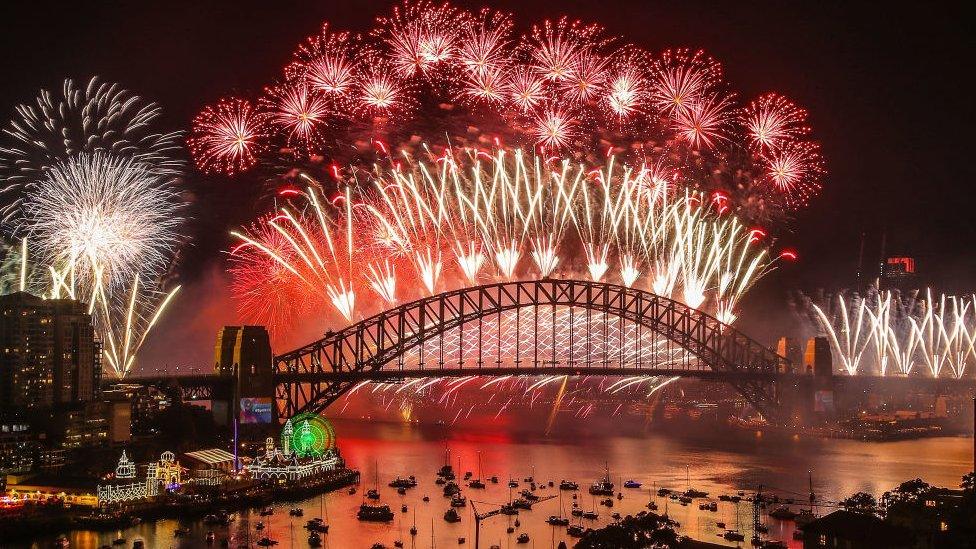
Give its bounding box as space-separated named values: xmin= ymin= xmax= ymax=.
xmin=0 ymin=292 xmax=98 ymax=410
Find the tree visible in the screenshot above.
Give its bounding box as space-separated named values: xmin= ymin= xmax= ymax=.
xmin=841 ymin=492 xmax=877 ymax=514
xmin=962 ymin=472 xmax=974 ymax=493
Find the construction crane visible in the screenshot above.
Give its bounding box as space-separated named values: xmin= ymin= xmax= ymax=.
xmin=470 ymin=495 xmax=556 ymax=549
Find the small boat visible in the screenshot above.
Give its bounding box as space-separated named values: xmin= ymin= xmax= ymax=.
xmin=708 ymin=502 xmax=718 ymax=512
xmin=306 ymin=520 xmax=329 ymax=533
xmin=357 ymin=503 xmax=395 ymax=522
xmin=397 ymin=487 xmax=407 ymax=495
xmin=206 ymin=531 xmax=216 ymax=544
xmin=508 ymin=479 xmax=519 ymax=488
xmin=547 ymin=515 xmax=570 ymax=526
xmin=647 ymin=501 xmax=658 ymax=511
xmin=684 ymin=488 xmax=709 ymax=498
xmin=520 ymin=489 xmax=539 ymax=501
xmin=589 ymin=470 xmax=615 ymax=496
xmin=255 ymin=521 xmax=265 ymax=531
xmin=512 ymin=498 xmax=533 ymax=510
xmin=611 ymin=512 xmax=621 ymax=520
xmin=770 ymin=505 xmax=797 ymax=520
xmin=548 ymin=481 xmax=554 ymax=487
xmin=617 ymin=492 xmax=623 ymax=500
xmin=794 ymin=508 xmax=816 ymax=527
xmin=490 ymin=476 xmax=499 ymax=483
xmin=463 ymin=471 xmax=473 ymax=479
xmin=719 ymin=494 xmax=732 ymax=501
xmin=457 ymin=537 xmax=466 ymax=544
xmin=348 ymin=486 xmax=357 ymax=495
xmin=401 ymin=504 xmax=408 ymax=512
xmin=389 ymin=477 xmax=418 ymax=488
xmin=559 ymin=480 xmax=579 ymax=491
xmin=422 ymin=495 xmax=430 ymax=502
xmin=436 ymin=478 xmax=447 ymax=485
xmin=500 ymin=503 xmax=519 ymax=516
xmin=679 ymin=496 xmax=693 ymax=504
xmin=443 ymin=482 xmax=460 ymax=497
xmin=256 ymin=538 xmax=278 ymax=547
xmin=370 ymin=544 xmax=386 ymax=549
xmin=260 ymin=506 xmax=274 ymax=516
xmin=600 ymin=498 xmax=614 ymax=507
xmin=506 ymin=526 xmax=515 ymax=534
xmin=451 ymin=495 xmax=467 ymax=507
xmin=444 ymin=508 xmax=461 ymax=523
xmin=307 ymin=532 xmax=322 ymax=547
xmin=289 ymin=508 xmax=303 ymax=517
xmin=468 ymin=479 xmax=486 ymax=489
xmin=516 ymin=533 xmax=530 ymax=544
xmin=567 ymin=525 xmax=585 ymax=537
xmin=582 ymin=510 xmax=599 ymax=520
xmin=623 ymin=480 xmax=642 ymax=489
xmin=394 ymin=541 xmax=404 ymax=548
xmin=571 ymin=508 xmax=584 ymax=517
xmin=716 ymin=522 xmax=726 ymax=528
xmin=366 ymin=488 xmax=381 ymax=500
xmin=723 ymin=530 xmax=745 ymax=542
xmin=514 ymin=519 xmax=520 ymax=527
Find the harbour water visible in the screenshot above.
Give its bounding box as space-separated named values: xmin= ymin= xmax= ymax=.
xmin=25 ymin=418 xmax=973 ymax=549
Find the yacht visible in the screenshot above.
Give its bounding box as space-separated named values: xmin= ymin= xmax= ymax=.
xmin=289 ymin=508 xmax=303 ymax=517
xmin=589 ymin=466 xmax=615 ymax=496
xmin=451 ymin=495 xmax=467 ymax=507
xmin=567 ymin=525 xmax=585 ymax=537
xmin=307 ymin=532 xmax=322 ymax=547
xmin=256 ymin=538 xmax=278 ymax=547
xmin=559 ymin=480 xmax=579 ymax=491
xmin=357 ymin=503 xmax=395 ymax=522
xmin=770 ymin=506 xmax=797 ymax=520
xmin=723 ymin=530 xmax=745 ymax=542
xmin=516 ymin=533 xmax=530 ymax=544
xmin=547 ymin=515 xmax=570 ymax=526
xmin=582 ymin=510 xmax=599 ymax=520
xmin=389 ymin=476 xmax=418 ymax=489
xmin=444 ymin=508 xmax=462 ymax=523
xmin=623 ymin=480 xmax=642 ymax=489
xmin=366 ymin=488 xmax=381 ymax=500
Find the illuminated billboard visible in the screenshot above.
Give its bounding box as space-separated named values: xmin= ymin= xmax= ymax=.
xmin=239 ymin=397 xmax=273 ymax=424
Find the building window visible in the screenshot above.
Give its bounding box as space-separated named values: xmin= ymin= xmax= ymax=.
xmin=940 ymin=521 xmax=949 ymax=532
xmin=925 ymin=500 xmax=936 ymax=507
xmin=819 ymin=534 xmax=827 ymax=546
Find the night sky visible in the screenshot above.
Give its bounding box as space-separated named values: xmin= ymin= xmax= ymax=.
xmin=1 ymin=1 xmax=973 ymax=367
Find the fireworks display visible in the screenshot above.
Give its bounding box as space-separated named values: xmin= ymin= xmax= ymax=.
xmin=0 ymin=78 xmax=186 ymax=378
xmin=229 ymin=148 xmax=791 ymax=341
xmin=189 ymin=1 xmax=825 ymax=220
xmin=794 ymin=287 xmax=976 ymax=378
xmin=0 ymin=77 xmax=183 ymax=221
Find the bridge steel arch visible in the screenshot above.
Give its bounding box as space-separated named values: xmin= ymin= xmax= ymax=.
xmin=274 ymin=279 xmax=790 ymax=419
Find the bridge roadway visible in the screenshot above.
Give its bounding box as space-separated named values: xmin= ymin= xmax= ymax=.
xmin=116 ymin=279 xmax=976 ymax=420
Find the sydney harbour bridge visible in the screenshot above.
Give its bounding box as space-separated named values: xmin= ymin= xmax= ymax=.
xmin=126 ymin=279 xmax=976 ymax=425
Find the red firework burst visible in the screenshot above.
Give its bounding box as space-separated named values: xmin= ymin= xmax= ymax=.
xmin=458 ymin=8 xmax=514 ymax=77
xmin=261 ymin=83 xmax=332 ymax=149
xmin=741 ymin=93 xmax=810 ymax=152
xmin=507 ymin=66 xmax=546 ymax=111
xmin=650 ymin=49 xmax=722 ymax=118
xmin=674 ymin=93 xmax=734 ymax=150
xmin=533 ymin=107 xmax=577 ymax=149
xmin=761 ymin=140 xmax=825 ymax=208
xmin=188 ymin=97 xmax=268 ymax=175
